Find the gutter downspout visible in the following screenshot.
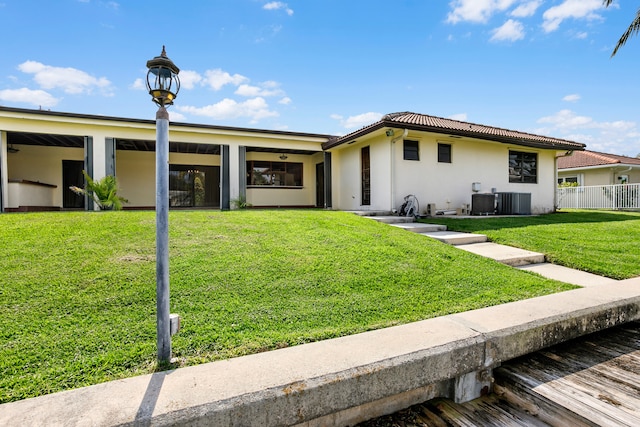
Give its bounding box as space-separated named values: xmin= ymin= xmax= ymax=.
xmin=615 ymin=166 xmax=633 ymax=184
xmin=390 ymin=129 xmax=408 ymax=212
xmin=555 ymin=151 xmax=573 ymax=211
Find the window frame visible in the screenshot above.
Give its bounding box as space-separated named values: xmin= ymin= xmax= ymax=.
xmin=403 ymin=140 xmax=420 ymax=161
xmin=246 ymin=160 xmax=303 ymax=187
xmin=361 ymin=146 xmax=371 ymax=205
xmin=437 ymin=143 xmax=452 ymax=163
xmin=509 ymin=150 xmax=538 ymax=184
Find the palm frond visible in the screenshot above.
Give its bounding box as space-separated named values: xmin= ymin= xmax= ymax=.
xmin=611 ymin=8 xmax=640 ymax=57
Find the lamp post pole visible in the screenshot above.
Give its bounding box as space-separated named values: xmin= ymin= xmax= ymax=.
xmin=146 ymin=46 xmax=180 ymax=364
xmin=155 ymin=105 xmax=171 ymax=362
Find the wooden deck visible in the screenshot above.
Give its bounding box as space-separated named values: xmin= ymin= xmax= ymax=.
xmin=359 ymin=321 xmax=640 ymax=426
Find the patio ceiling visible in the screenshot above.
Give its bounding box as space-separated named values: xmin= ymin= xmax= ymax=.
xmin=6 ymin=131 xmax=221 ymax=155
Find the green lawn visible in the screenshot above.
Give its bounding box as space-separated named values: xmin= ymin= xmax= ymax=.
xmin=1 ymin=210 xmax=578 ymax=403
xmin=422 ymin=210 xmax=640 ymax=280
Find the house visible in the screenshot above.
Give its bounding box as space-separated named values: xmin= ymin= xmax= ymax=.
xmin=0 ymin=106 xmax=330 ymax=212
xmin=0 ymin=107 xmax=584 ymax=214
xmin=557 ymin=150 xmax=640 ymax=186
xmin=323 ymin=112 xmax=584 ymax=214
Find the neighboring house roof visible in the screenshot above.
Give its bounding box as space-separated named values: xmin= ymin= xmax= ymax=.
xmin=323 ymin=111 xmax=586 ymax=151
xmin=558 ymin=149 xmax=640 ymax=169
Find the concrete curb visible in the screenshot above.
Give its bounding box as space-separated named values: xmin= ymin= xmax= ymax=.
xmin=1 ymin=279 xmax=639 ymax=427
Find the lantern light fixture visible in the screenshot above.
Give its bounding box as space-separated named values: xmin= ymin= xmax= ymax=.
xmin=146 ymin=46 xmax=181 ymax=107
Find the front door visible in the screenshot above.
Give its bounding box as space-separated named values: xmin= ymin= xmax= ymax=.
xmin=62 ymin=160 xmax=84 ymax=209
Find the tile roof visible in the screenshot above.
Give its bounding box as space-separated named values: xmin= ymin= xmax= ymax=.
xmin=558 ymin=149 xmax=640 ymax=169
xmin=323 ymin=111 xmax=585 ymax=151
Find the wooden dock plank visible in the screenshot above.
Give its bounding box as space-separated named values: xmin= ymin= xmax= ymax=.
xmin=496 ymin=321 xmax=640 ymax=427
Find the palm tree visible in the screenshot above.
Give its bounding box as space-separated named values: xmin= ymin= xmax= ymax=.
xmin=69 ymin=171 xmax=128 ymax=210
xmin=604 ymin=1 xmax=640 ymax=56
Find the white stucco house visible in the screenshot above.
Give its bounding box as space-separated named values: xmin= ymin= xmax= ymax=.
xmin=558 ymin=150 xmax=640 ymax=186
xmin=324 ymin=112 xmax=584 ymax=214
xmin=0 ymin=107 xmax=584 ymax=214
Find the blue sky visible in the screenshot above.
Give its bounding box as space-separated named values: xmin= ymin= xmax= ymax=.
xmin=1 ymin=0 xmax=639 ymax=156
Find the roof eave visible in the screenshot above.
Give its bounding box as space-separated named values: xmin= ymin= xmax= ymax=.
xmin=323 ymin=120 xmax=585 ymax=152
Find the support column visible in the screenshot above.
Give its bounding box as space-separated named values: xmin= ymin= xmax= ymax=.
xmin=0 ymin=131 xmax=6 ymax=213
xmin=105 ymin=137 xmax=116 ymax=177
xmin=84 ymin=136 xmax=94 ymax=211
xmin=220 ymin=145 xmax=230 ymax=210
xmin=323 ymin=152 xmax=332 ymax=209
xmin=238 ymin=145 xmax=246 ymax=205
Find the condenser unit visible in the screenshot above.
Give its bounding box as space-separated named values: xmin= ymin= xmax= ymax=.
xmin=471 ymin=193 xmax=496 ymax=215
xmin=496 ymin=192 xmax=531 ymax=215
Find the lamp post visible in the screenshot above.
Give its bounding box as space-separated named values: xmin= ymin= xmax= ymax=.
xmin=146 ymin=46 xmax=180 ymax=363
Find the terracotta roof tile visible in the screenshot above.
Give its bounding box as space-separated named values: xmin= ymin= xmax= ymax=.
xmin=324 ymin=111 xmax=585 ymax=151
xmin=558 ymin=150 xmax=640 ymax=169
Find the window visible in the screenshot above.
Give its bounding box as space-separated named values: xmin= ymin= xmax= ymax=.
xmin=438 ymin=143 xmax=452 ymax=163
xmin=558 ymin=176 xmax=579 ymax=185
xmin=361 ymin=146 xmax=370 ymax=205
xmin=403 ymin=140 xmax=419 ymax=161
xmin=509 ymin=151 xmax=537 ymax=183
xmin=247 ymin=161 xmax=303 ymax=187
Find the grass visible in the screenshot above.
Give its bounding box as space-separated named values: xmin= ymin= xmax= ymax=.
xmin=422 ymin=209 xmax=640 ymax=280
xmin=0 ymin=210 xmax=578 ymax=403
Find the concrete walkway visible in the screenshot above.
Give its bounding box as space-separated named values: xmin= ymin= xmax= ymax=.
xmin=367 ymin=215 xmax=621 ymax=288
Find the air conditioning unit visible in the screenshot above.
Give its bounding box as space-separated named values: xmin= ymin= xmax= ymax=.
xmin=496 ymin=192 xmax=531 ymax=215
xmin=471 ymin=194 xmax=496 ymax=215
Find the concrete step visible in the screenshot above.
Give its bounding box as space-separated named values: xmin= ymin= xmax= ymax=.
xmin=366 ymin=216 xmax=417 ymax=224
xmin=350 ymin=211 xmax=393 ymax=217
xmin=457 ymin=242 xmax=545 ymax=267
xmin=421 ymin=231 xmax=487 ymax=245
xmin=390 ymin=223 xmax=448 ymax=233
xmin=517 ymin=263 xmax=618 ymax=287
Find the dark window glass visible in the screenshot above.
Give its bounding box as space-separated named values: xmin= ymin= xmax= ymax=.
xmin=246 ymin=161 xmax=303 ymax=186
xmin=403 ymin=140 xmax=419 ymax=161
xmin=361 ymin=146 xmax=370 ymax=205
xmin=438 ymin=143 xmax=452 ymax=163
xmin=169 ymin=165 xmax=219 ymax=207
xmin=509 ymin=151 xmax=537 ymax=183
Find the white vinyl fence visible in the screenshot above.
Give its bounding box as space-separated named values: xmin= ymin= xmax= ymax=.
xmin=557 ymin=183 xmax=640 ymax=210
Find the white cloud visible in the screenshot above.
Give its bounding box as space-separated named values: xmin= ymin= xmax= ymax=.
xmin=536 ymin=109 xmax=639 ymax=154
xmin=263 ymin=1 xmax=293 ymax=16
xmin=447 ymin=0 xmax=516 ymax=24
xmin=177 ymin=97 xmax=278 ymax=123
xmin=332 ymin=112 xmax=383 ymax=130
xmin=448 ymin=113 xmax=468 ymax=121
xmin=130 ymin=78 xmax=145 ymax=90
xmin=563 ymin=94 xmax=581 ymax=102
xmin=169 ymin=111 xmax=186 ymax=122
xmin=278 ymin=96 xmax=292 ymax=105
xmin=538 ymin=109 xmax=593 ymax=128
xmin=542 ymin=0 xmax=603 ymax=33
xmin=235 ymin=82 xmax=284 ymax=98
xmin=510 ymin=0 xmax=542 ymax=18
xmin=179 ymin=70 xmax=203 ymax=90
xmin=0 ymin=88 xmax=59 ymax=107
xmin=203 ymin=69 xmax=248 ymax=91
xmin=490 ymin=19 xmax=525 ymax=41
xmin=18 ymin=61 xmax=112 ymax=95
